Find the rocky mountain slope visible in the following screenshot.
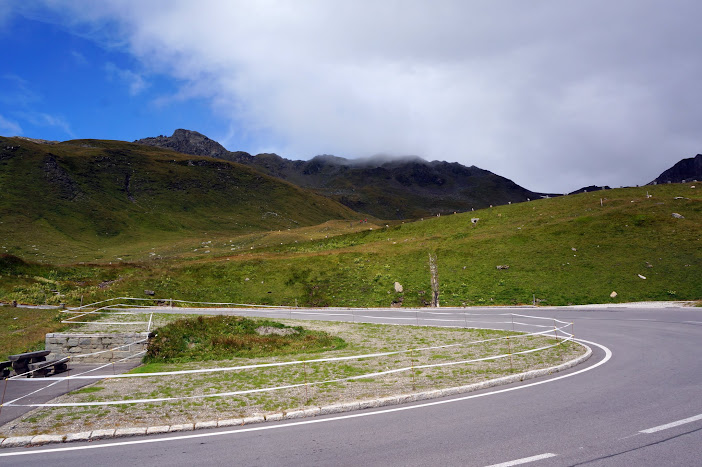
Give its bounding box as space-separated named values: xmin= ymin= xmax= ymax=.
xmin=650 ymin=153 xmax=702 ymax=185
xmin=136 ymin=129 xmax=552 ymax=219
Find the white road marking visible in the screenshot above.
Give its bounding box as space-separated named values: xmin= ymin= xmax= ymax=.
xmin=485 ymin=452 xmax=557 ymax=466
xmin=640 ymin=413 xmax=702 ymax=434
xmin=0 ymin=338 xmax=610 ymax=458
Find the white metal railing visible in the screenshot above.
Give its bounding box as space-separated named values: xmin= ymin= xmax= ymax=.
xmin=2 ymin=299 xmax=577 ymax=409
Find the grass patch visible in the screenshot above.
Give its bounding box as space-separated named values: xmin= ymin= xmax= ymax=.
xmin=69 ymin=386 xmax=104 ymax=395
xmin=0 ymin=318 xmax=585 ymax=437
xmin=0 ymin=306 xmax=74 ymax=359
xmin=144 ymin=315 xmax=346 ymax=363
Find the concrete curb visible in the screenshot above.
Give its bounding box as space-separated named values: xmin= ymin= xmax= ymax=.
xmin=0 ymin=344 xmax=592 ymax=449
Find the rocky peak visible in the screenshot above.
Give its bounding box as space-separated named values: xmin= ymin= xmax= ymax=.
xmin=135 ymin=129 xmax=230 ymax=159
xmin=650 ymin=154 xmax=702 ymax=184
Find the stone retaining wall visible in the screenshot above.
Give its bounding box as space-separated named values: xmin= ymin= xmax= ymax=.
xmin=45 ymin=333 xmax=149 ymax=363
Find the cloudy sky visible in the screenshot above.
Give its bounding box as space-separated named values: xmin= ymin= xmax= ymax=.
xmin=2 ymin=1 xmax=701 ymax=192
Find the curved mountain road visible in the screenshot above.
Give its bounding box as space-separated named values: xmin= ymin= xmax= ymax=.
xmin=2 ymin=305 xmax=701 ymax=466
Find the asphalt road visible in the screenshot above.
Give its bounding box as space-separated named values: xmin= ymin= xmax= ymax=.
xmin=1 ymin=305 xmax=701 ymax=466
xmin=0 ymin=362 xmax=142 ymax=428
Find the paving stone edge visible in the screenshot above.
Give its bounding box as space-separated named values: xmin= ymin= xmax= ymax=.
xmin=0 ymin=344 xmax=592 ymax=449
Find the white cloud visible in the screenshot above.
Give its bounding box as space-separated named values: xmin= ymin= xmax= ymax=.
xmin=70 ymin=50 xmax=88 ymax=65
xmin=38 ymin=113 xmax=74 ymax=137
xmin=105 ymin=62 xmax=148 ymax=96
xmin=21 ymin=0 xmax=702 ymax=191
xmin=0 ymin=114 xmax=22 ymax=135
xmin=0 ymin=74 xmax=41 ymax=107
xmin=17 ymin=112 xmax=75 ymax=138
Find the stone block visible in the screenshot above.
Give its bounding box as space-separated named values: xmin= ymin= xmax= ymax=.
xmin=115 ymin=427 xmax=147 ymax=437
xmin=65 ymin=431 xmax=92 ymax=442
xmin=320 ymin=402 xmax=358 ymax=414
xmin=90 ymin=429 xmax=115 ymax=440
xmin=283 ymin=410 xmax=307 ymax=419
xmin=1 ymin=436 xmax=33 ymax=447
xmin=146 ymin=426 xmax=170 ymax=435
xmin=264 ymin=412 xmax=284 ymax=422
xmin=242 ymin=415 xmax=265 ymax=425
xmin=441 ymin=387 xmax=461 ymax=397
xmin=376 ymin=396 xmax=400 ymax=407
xmin=217 ymin=418 xmax=244 ymax=427
xmin=169 ymin=424 xmax=194 ymax=432
xmin=30 ymin=434 xmax=65 ymax=445
xmin=395 ymin=394 xmax=415 ymax=405
xmin=194 ymin=420 xmax=218 ymax=429
xmin=358 ymin=399 xmax=380 ymax=410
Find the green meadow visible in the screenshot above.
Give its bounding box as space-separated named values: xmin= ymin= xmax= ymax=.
xmin=1 ymin=183 xmax=699 ymax=307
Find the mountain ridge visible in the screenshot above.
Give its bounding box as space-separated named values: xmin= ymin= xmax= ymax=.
xmin=135 ymin=129 xmax=555 ymax=219
xmin=649 ymin=153 xmax=702 ymax=185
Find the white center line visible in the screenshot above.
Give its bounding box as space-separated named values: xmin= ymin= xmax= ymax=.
xmin=485 ymin=452 xmax=558 ymax=467
xmin=640 ymin=413 xmax=702 ymax=434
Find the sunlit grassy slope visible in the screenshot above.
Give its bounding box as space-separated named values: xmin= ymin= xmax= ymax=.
xmin=1 ymin=183 xmax=699 ymax=307
xmin=0 ymin=137 xmax=359 ymax=263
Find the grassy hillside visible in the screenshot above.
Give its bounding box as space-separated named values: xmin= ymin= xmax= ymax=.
xmin=136 ymin=130 xmax=549 ymax=219
xmin=0 ymin=137 xmax=359 ymax=263
xmin=1 ymin=183 xmax=699 ymax=307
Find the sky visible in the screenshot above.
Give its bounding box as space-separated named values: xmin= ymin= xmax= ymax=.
xmin=1 ymin=1 xmax=701 ymax=193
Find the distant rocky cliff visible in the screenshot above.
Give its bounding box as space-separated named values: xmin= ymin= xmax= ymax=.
xmin=137 ymin=129 xmax=232 ymax=160
xmin=136 ymin=129 xmax=552 ymax=219
xmin=649 ymin=154 xmax=702 ymax=184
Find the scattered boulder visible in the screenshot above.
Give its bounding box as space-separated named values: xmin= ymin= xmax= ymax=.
xmin=610 ymin=291 xmax=618 ymax=298
xmin=496 ymin=265 xmax=510 ymax=270
xmin=144 ymin=290 xmax=155 ymax=296
xmin=672 ymin=212 xmax=685 ymax=219
xmin=394 ymin=281 xmax=403 ymax=293
xmin=638 ymin=274 xmax=647 ymax=280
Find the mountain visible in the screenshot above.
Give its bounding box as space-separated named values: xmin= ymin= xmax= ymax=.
xmin=137 ymin=130 xmax=234 ymax=160
xmin=0 ymin=136 xmax=357 ymax=261
xmin=135 ymin=129 xmax=554 ymax=219
xmin=568 ymin=185 xmax=611 ymax=195
xmin=649 ymin=154 xmax=702 ymax=185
